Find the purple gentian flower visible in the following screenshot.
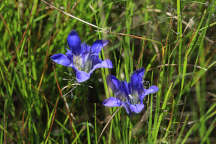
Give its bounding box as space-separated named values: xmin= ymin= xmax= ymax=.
xmin=103 ymin=68 xmax=158 ymax=114
xmin=51 ymin=30 xmax=113 ymax=83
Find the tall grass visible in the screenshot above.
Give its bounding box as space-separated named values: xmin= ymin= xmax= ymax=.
xmin=0 ymin=0 xmax=216 ymax=143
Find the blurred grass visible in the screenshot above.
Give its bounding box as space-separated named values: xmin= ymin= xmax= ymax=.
xmin=0 ymin=0 xmax=216 ymax=143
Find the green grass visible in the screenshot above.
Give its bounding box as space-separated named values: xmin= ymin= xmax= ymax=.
xmin=0 ymin=0 xmax=216 ymax=143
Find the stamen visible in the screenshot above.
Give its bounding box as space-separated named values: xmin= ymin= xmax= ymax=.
xmin=73 ymin=55 xmax=83 ymax=70
xmin=128 ymin=92 xmax=139 ymax=104
xmin=83 ymin=59 xmax=92 ymax=72
xmin=73 ymin=55 xmax=92 ymax=72
xmin=128 ymin=94 xmax=133 ymax=99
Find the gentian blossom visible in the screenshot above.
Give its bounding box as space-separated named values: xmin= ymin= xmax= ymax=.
xmin=103 ymin=68 xmax=158 ymax=114
xmin=51 ymin=30 xmax=113 ymax=83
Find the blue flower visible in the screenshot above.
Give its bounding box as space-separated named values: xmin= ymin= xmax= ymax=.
xmin=103 ymin=68 xmax=158 ymax=114
xmin=51 ymin=30 xmax=113 ymax=83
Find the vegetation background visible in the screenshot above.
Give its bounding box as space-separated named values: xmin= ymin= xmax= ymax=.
xmin=0 ymin=0 xmax=216 ymax=143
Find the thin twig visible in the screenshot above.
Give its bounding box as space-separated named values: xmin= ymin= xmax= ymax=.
xmin=98 ymin=107 xmax=121 ymax=144
xmin=41 ymin=0 xmax=105 ymax=31
xmin=147 ymin=63 xmax=207 ymax=72
xmin=37 ymin=30 xmax=58 ymax=91
xmin=62 ymin=96 xmax=76 ymax=120
xmin=132 ymin=107 xmax=150 ymax=136
xmin=98 ymin=30 xmax=162 ymax=45
xmin=41 ymin=0 xmax=162 ymax=45
xmin=45 ymin=89 xmax=60 ymax=142
xmin=165 ymin=11 xmax=214 ymax=44
xmin=21 ymin=111 xmax=26 ymax=142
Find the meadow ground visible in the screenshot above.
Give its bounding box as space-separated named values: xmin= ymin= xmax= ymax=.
xmin=0 ymin=0 xmax=216 ymax=143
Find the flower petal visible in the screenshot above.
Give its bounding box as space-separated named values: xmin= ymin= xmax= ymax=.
xmin=122 ymin=102 xmax=131 ymax=114
xmin=91 ymin=55 xmax=101 ymax=65
xmin=67 ymin=30 xmax=81 ymax=55
xmin=130 ymin=68 xmax=145 ymax=87
xmin=75 ymin=70 xmax=90 ymax=83
xmin=129 ymin=104 xmax=144 ymax=113
xmin=50 ymin=54 xmax=71 ymax=66
xmin=90 ymin=59 xmax=113 ymax=74
xmin=106 ymin=75 xmax=121 ymax=92
xmin=145 ymin=85 xmax=159 ymax=95
xmin=65 ymin=49 xmax=74 ymax=61
xmin=81 ymin=43 xmax=91 ymax=53
xmin=103 ymin=97 xmax=122 ymax=107
xmin=106 ymin=76 xmax=129 ymax=101
xmin=91 ymin=40 xmax=109 ymax=54
xmin=140 ymin=85 xmax=159 ymax=101
xmin=121 ymin=81 xmax=130 ymax=98
xmin=129 ymin=68 xmax=145 ymax=94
